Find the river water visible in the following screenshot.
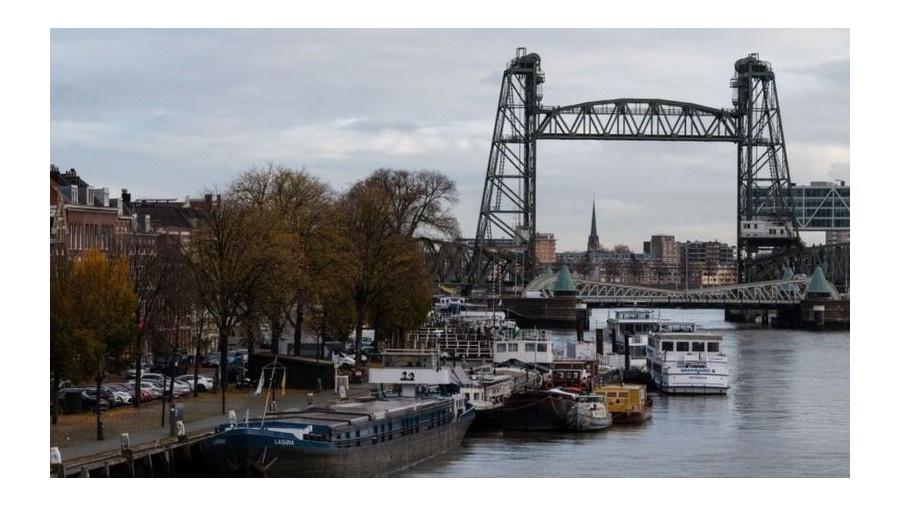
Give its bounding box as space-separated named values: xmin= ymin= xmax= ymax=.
xmin=401 ymin=308 xmax=849 ymax=478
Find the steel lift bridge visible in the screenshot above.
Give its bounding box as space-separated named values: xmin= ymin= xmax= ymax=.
xmin=469 ymin=48 xmax=798 ymax=287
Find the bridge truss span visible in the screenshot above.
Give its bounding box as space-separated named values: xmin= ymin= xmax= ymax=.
xmin=535 ymin=99 xmax=740 ymax=142
xmin=526 ymin=273 xmax=814 ymax=307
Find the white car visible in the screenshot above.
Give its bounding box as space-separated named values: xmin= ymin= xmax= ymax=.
xmin=332 ymin=351 xmax=357 ymax=367
xmin=175 ymin=374 xmax=214 ymax=392
xmin=128 ymin=380 xmax=164 ymax=399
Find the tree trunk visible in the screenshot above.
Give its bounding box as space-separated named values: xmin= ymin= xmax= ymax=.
xmin=161 ymin=347 xmax=170 ymax=427
xmin=246 ymin=322 xmax=256 ymax=359
xmin=293 ymin=303 xmax=303 ymax=357
xmin=134 ymin=328 xmax=144 ymax=408
xmin=355 ymin=302 xmax=365 ymax=362
xmin=219 ymin=325 xmax=229 ymax=415
xmin=193 ymin=311 xmax=203 ymax=397
xmin=51 ymin=366 xmax=59 ymax=425
xmin=318 ymin=307 xmax=326 ymax=360
xmin=95 ymin=375 xmax=104 ymax=441
xmin=270 ymin=317 xmax=284 ymax=355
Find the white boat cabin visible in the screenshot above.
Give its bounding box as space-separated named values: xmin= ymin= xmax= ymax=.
xmin=647 ymin=332 xmax=729 ymax=394
xmin=492 ymin=328 xmax=554 ymax=367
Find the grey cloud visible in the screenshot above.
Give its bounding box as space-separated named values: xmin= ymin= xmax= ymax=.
xmin=51 ymin=29 xmax=849 ymax=252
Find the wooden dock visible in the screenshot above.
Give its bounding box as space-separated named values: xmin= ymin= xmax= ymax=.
xmin=52 ymin=430 xmax=214 ymax=478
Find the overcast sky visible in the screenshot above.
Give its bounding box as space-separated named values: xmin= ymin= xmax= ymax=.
xmin=50 ymin=29 xmax=849 ymax=251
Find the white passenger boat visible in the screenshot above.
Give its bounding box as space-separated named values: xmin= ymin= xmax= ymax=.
xmin=605 ymin=309 xmax=697 ymax=371
xmin=647 ymin=332 xmax=729 ymax=394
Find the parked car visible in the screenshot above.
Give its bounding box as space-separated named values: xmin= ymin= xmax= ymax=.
xmin=128 ymin=380 xmax=163 ymax=400
xmin=170 ymin=379 xmax=192 ymax=397
xmin=125 ymin=364 xmax=152 ymax=379
xmin=151 ymin=354 xmax=188 ymax=376
xmin=203 ymin=352 xmax=221 ymax=367
xmin=332 ymin=351 xmax=356 ymax=367
xmin=79 ymin=389 xmax=111 ymax=412
xmin=175 ymin=374 xmax=214 ymax=392
xmin=107 ymin=383 xmax=138 ymax=404
xmin=101 ymin=385 xmax=132 ymax=406
xmin=140 ymin=373 xmax=168 ymax=384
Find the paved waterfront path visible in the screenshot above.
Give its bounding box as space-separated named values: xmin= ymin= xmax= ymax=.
xmin=54 ymin=384 xmax=373 ymax=462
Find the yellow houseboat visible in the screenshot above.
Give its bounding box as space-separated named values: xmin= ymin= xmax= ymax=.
xmin=594 ymin=384 xmax=652 ymax=424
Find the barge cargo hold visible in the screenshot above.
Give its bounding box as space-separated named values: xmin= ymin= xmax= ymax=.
xmin=202 ymin=395 xmax=474 ymax=477
xmin=202 ymin=349 xmax=475 ymax=477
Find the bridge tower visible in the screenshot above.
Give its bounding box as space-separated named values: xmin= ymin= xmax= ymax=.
xmin=471 ymin=47 xmax=544 ymax=284
xmin=731 ymin=54 xmax=799 ymax=281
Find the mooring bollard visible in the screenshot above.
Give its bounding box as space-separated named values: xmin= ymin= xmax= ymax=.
xmin=50 ymin=447 xmax=63 ymax=478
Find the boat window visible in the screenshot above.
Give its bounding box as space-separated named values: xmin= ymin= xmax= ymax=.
xmin=692 ymin=342 xmax=705 ymax=352
xmin=707 ymin=342 xmax=720 ymax=352
xmin=661 ymin=341 xmax=674 ymax=351
xmin=496 ymin=343 xmax=507 ymax=352
xmin=525 ymin=343 xmax=536 ymax=352
xmin=508 ymin=343 xmax=518 ymax=352
xmin=537 ymin=343 xmax=547 ymax=352
xmin=676 ymin=342 xmax=690 ymax=352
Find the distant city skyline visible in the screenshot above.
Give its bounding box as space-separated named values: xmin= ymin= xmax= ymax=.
xmin=51 ymin=29 xmax=849 ymax=251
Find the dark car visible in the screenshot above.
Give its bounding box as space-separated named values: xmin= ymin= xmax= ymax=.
xmin=225 ymin=355 xmax=250 ymax=385
xmin=152 ymin=354 xmax=189 ymax=376
xmin=203 ymin=352 xmax=221 ymax=368
xmin=78 ymin=389 xmax=111 ymax=412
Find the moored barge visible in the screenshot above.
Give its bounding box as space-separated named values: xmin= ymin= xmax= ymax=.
xmin=202 ymin=350 xmax=475 ymax=477
xmin=501 ymin=388 xmax=611 ymax=432
xmin=595 ymin=384 xmax=652 ymax=423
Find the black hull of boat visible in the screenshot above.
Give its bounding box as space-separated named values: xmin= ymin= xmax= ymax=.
xmin=471 ymin=406 xmax=504 ymax=431
xmin=501 ymin=391 xmax=575 ymax=431
xmin=201 ymin=411 xmax=475 ymax=477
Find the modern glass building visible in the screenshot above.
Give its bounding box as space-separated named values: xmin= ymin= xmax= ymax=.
xmin=752 ymin=181 xmax=849 ymax=231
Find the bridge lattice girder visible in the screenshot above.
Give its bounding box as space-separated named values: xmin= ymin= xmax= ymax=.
xmin=527 ymin=274 xmax=815 ymax=305
xmin=535 ymin=99 xmax=740 ymax=142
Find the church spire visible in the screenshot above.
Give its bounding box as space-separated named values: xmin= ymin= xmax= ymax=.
xmin=587 ymin=200 xmax=600 ymax=251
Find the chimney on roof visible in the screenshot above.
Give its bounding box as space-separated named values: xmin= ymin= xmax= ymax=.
xmin=204 ymin=194 xmax=213 ymax=210
xmin=216 ymin=194 xmax=222 ymax=206
xmin=183 ymin=195 xmax=191 ymax=208
xmin=50 ymin=164 xmax=59 ymax=174
xmin=121 ymin=188 xmax=131 ymax=206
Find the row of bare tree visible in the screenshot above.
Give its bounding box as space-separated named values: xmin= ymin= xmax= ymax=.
xmin=50 ymin=165 xmax=459 ymax=426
